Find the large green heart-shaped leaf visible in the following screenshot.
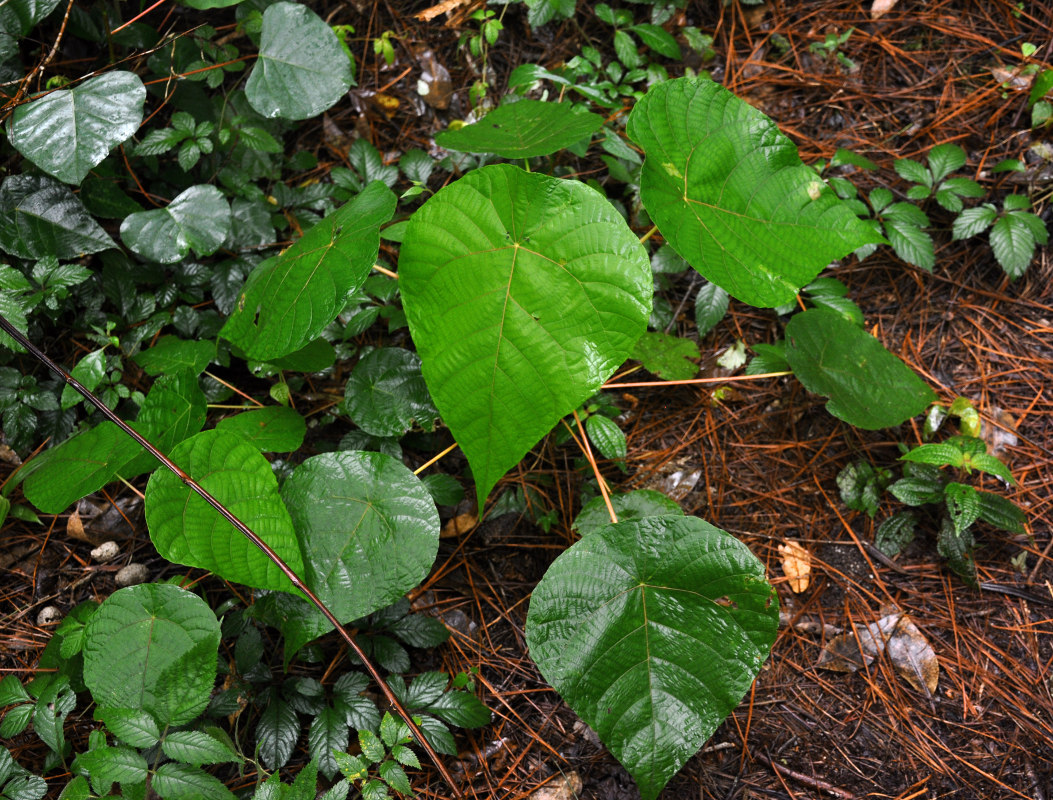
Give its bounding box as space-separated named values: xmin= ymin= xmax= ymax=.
xmin=7 ymin=72 xmax=145 ymax=185
xmin=83 ymin=584 xmax=220 ymax=726
xmin=0 ymin=175 xmax=116 ymax=259
xmin=400 ymin=164 xmax=651 ymax=506
xmin=221 ymin=181 xmax=395 ymax=360
xmin=784 ymin=308 xmax=936 ymax=429
xmin=627 ymin=77 xmax=884 ymax=308
xmin=121 ymin=185 xmax=230 ymax=264
xmin=245 ymin=1 xmax=353 ymax=120
xmin=526 ymin=515 xmax=778 ymax=800
xmin=280 ymin=451 xmax=439 ymax=624
xmin=145 ymin=430 xmax=303 ymax=594
xmin=435 ymin=99 xmax=604 ymax=158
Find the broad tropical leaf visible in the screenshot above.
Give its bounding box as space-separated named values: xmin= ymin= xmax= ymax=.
xmin=784 ymin=308 xmax=936 ymax=429
xmin=221 ymin=181 xmax=395 ymax=360
xmin=145 ymin=430 xmax=304 ymax=594
xmin=246 ymin=1 xmax=353 ymax=120
xmin=214 ymin=406 xmax=306 ymax=452
xmin=345 ymin=347 xmax=437 ymax=437
xmin=121 ymin=185 xmax=230 ymax=263
xmin=83 ymin=584 xmax=220 ymax=726
xmin=527 ymin=515 xmax=778 ymax=800
xmin=281 ymin=451 xmax=439 ymax=624
xmin=400 ymin=164 xmax=651 ymax=506
xmin=7 ymin=72 xmax=145 ymax=185
xmin=435 ymin=99 xmax=604 ymax=158
xmin=627 ymin=77 xmax=883 ymax=307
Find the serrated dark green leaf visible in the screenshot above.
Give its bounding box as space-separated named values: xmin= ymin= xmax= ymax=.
xmin=256 ymin=695 xmax=299 ymax=769
xmin=151 ymin=762 xmax=235 ymax=800
xmin=627 ymin=77 xmax=883 ymax=307
xmin=72 ymin=745 xmax=147 ymax=795
xmin=585 ymin=414 xmax=626 ymax=463
xmin=0 ymin=175 xmax=116 ymax=259
xmin=222 ymin=181 xmax=395 ymax=360
xmin=888 ymin=476 xmax=945 ymax=506
xmin=400 ymin=164 xmax=651 ymax=507
xmin=631 ymin=331 xmax=700 ymax=380
xmin=345 ymin=347 xmax=437 ymax=437
xmin=82 ymin=584 xmax=220 ymax=726
xmin=784 ymin=308 xmax=936 ymax=429
xmin=875 ymin=511 xmax=917 ymax=557
xmin=937 ymin=517 xmax=976 ymax=584
xmin=161 ymin=729 xmax=239 ymax=766
xmin=952 ymin=205 xmax=997 ymax=240
xmin=308 ymin=707 xmax=347 ymax=780
xmin=435 ymin=100 xmax=603 ymax=158
xmin=7 ymin=72 xmax=145 ymax=185
xmin=976 ymin=491 xmax=1026 ymax=534
xmin=628 ymin=24 xmax=680 ymax=59
xmin=281 ymin=451 xmax=439 ymax=624
xmin=694 ymin=281 xmax=729 ymax=337
xmin=145 ymin=430 xmax=304 ymax=593
xmin=990 ymin=214 xmax=1038 ymax=278
xmin=894 ymin=158 xmax=931 ymax=186
xmin=245 ymin=2 xmax=353 ymax=120
xmin=926 ymin=144 xmax=967 ymax=183
xmin=900 ymin=443 xmax=963 ymax=469
xmin=527 ymin=515 xmax=777 ymax=800
xmin=945 ymin=482 xmax=981 ymax=535
xmin=378 ymin=761 xmax=412 ymax=795
xmin=121 ymin=185 xmax=231 ymax=263
xmin=93 ymin=708 xmax=160 ymax=749
xmin=422 ymin=690 xmax=491 ymax=729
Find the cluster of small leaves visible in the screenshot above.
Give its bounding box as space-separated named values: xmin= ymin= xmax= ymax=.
xmin=335 ymin=713 xmax=419 ymax=800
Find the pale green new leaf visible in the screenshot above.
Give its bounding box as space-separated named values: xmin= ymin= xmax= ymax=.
xmin=627 ymin=77 xmax=883 ymax=307
xmin=400 ymin=164 xmax=651 ymax=506
xmin=245 ymin=2 xmax=353 ymax=120
xmin=82 ymin=584 xmax=220 ymax=726
xmin=221 ymin=181 xmax=395 ymax=360
xmin=7 ymin=72 xmax=145 ymax=185
xmin=435 ymin=99 xmax=604 ymax=158
xmin=785 ymin=308 xmax=936 ymax=429
xmin=121 ymin=185 xmax=231 ymax=263
xmin=281 ymin=451 xmax=439 ymax=623
xmin=145 ymin=430 xmax=304 ymax=594
xmin=526 ymin=515 xmax=778 ymax=800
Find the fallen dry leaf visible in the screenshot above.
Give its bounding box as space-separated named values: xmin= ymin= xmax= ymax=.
xmin=442 ymin=512 xmax=477 ymax=538
xmin=870 ymin=0 xmax=899 ymax=19
xmin=530 ymin=772 xmax=583 ymax=800
xmin=66 ymin=509 xmax=88 ymax=542
xmin=887 ymin=614 xmax=939 ymax=695
xmin=778 ymin=540 xmax=811 ymax=593
xmin=990 ymin=66 xmax=1034 ymax=92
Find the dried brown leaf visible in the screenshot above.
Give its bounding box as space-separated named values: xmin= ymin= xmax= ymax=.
xmin=530 ymin=772 xmax=583 ymax=800
xmin=778 ymin=540 xmax=811 ymax=593
xmin=870 ymin=0 xmax=899 ymax=19
xmin=442 ymin=512 xmax=477 ymax=538
xmin=887 ymin=614 xmax=939 ymax=695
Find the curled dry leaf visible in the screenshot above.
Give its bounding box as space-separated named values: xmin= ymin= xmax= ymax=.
xmin=870 ymin=0 xmax=899 ymax=18
xmin=778 ymin=539 xmax=811 ymax=593
xmin=442 ymin=512 xmax=477 ymax=538
xmin=67 ymin=508 xmax=88 ymax=542
xmin=817 ymin=606 xmax=938 ymax=695
xmin=982 ymin=406 xmax=1018 ymax=460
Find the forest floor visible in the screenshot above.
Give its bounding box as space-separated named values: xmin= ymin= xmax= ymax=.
xmin=3 ymin=1 xmax=1053 ymax=799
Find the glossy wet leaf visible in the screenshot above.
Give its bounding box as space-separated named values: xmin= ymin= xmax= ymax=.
xmin=121 ymin=371 xmax=208 ymax=477
xmin=7 ymin=72 xmax=145 ymax=185
xmin=120 ymin=185 xmax=231 ymax=263
xmin=694 ymin=281 xmax=729 ymax=337
xmin=573 ymin=489 xmax=682 ymax=535
xmin=0 ymin=0 xmax=62 ymax=61
xmin=221 ymin=181 xmax=395 ymax=360
xmin=435 ymin=99 xmax=604 ymax=158
xmin=83 ymin=584 xmax=220 ymax=726
xmin=0 ymin=175 xmax=116 ymax=259
xmin=215 ymin=406 xmax=306 ymax=452
xmin=627 ymin=77 xmax=883 ymax=307
xmin=246 ymin=1 xmax=353 ymax=120
xmin=281 ymin=451 xmax=440 ymax=624
xmin=133 ymin=336 xmax=215 ymax=376
xmin=527 ymin=515 xmax=778 ymax=800
xmin=256 ymin=694 xmax=299 ymax=769
xmin=785 ymin=308 xmax=936 ymax=429
xmin=145 ymin=430 xmax=304 ymax=594
xmin=345 ymin=347 xmax=437 ymax=437
xmin=400 ymin=164 xmax=651 ymax=506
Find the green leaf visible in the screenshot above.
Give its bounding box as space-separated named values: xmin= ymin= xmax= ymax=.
xmin=121 ymin=371 xmax=209 ymax=478
xmin=121 ymin=185 xmax=230 ymax=263
xmin=628 ymin=24 xmax=680 ymax=59
xmin=893 ymin=158 xmax=931 ymax=186
xmin=421 ymin=690 xmax=491 ymax=729
xmin=585 ymin=414 xmax=626 ymax=464
xmin=900 ymin=443 xmax=964 ymax=469
xmin=784 ymin=308 xmax=936 ymax=429
xmin=693 ymin=281 xmax=729 ymax=337
xmin=161 ymin=729 xmax=239 ymax=766
xmin=0 ymin=175 xmax=116 ymax=259
xmin=883 ymin=214 xmax=935 ymax=271
xmin=307 ymin=707 xmax=347 ymax=780
xmin=268 ymin=337 xmax=336 ymax=373
xmin=435 ymin=99 xmax=603 ymax=158
xmin=245 ymin=2 xmax=353 ymax=120
xmin=215 ymin=406 xmax=306 ymax=452
xmin=93 ymin=708 xmax=160 ymax=749
xmin=82 ymin=584 xmax=220 ymax=726
xmin=952 ymin=205 xmax=997 ymax=239
xmin=937 ymin=517 xmax=976 ymax=583
xmin=400 ymin=164 xmax=651 ymax=507
xmin=0 ymin=704 xmax=32 ymax=738
xmin=358 ymin=729 xmax=385 ymax=762
xmin=151 ymin=762 xmax=235 ymax=800
xmin=133 ymin=336 xmax=215 ymax=376
xmin=888 ymin=476 xmax=945 ymax=506
xmin=875 ymin=511 xmax=917 ymax=557
xmin=281 ymin=451 xmax=439 ymax=623
xmin=631 ymin=331 xmax=700 ymax=380
xmin=613 ymin=28 xmax=642 ymax=68
xmin=221 ymin=181 xmax=395 ymax=360
xmin=180 ymin=0 xmax=247 ymax=8
xmin=990 ymin=213 xmax=1039 ymax=278
xmin=945 ymin=482 xmax=981 ymax=535
xmin=72 ymin=745 xmax=148 ymax=795
xmin=975 ymin=491 xmax=1026 ymax=534
xmin=7 ymin=72 xmax=145 ymax=185
xmin=526 ymin=515 xmax=778 ymax=800
xmin=256 ymin=695 xmax=299 ymax=770
xmin=60 ymin=348 xmax=107 ymax=409
xmin=145 ymin=430 xmax=304 ymax=594
xmin=0 ymin=0 xmax=61 ymax=61
xmin=0 ymin=676 xmax=31 ymax=707
xmin=345 ymin=347 xmax=438 ymax=437
xmin=926 ymin=144 xmax=967 ymax=183
xmin=627 ymin=77 xmax=883 ymax=307
xmin=829 ymin=149 xmax=877 ymax=170
xmin=420 ymin=473 xmax=463 ymax=507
